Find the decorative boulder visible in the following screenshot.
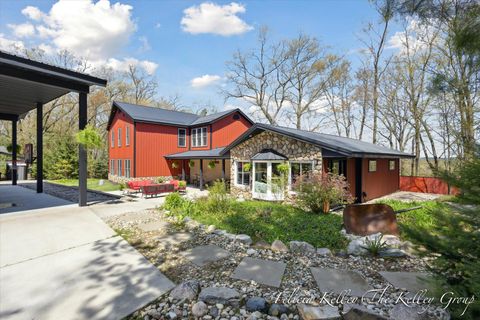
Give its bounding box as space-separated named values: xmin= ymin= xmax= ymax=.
xmin=169 ymin=280 xmax=200 ymax=301
xmin=347 ymin=238 xmax=368 ymax=256
xmin=297 ymin=304 xmax=341 ymax=319
xmin=236 ymin=234 xmax=253 ymax=245
xmin=198 ymin=287 xmax=241 ymax=307
xmin=343 ymin=305 xmax=388 ymax=320
xmin=191 ymin=301 xmax=208 ymax=317
xmin=289 ymin=241 xmax=315 ymax=254
xmin=269 ymin=304 xmax=289 ymax=316
xmin=271 ymin=240 xmax=289 ymax=252
xmin=246 ymin=297 xmax=268 ymax=313
xmin=316 ymin=248 xmax=332 ymax=256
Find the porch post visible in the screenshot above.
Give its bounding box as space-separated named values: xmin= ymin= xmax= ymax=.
xmin=199 ymin=159 xmax=204 ymax=190
xmin=11 ymin=120 xmax=17 ymax=185
xmin=36 ymin=102 xmax=43 ymax=193
xmin=221 ymin=158 xmax=226 ymax=181
xmin=181 ymin=160 xmax=186 ymax=181
xmin=78 ymin=92 xmax=87 ymax=206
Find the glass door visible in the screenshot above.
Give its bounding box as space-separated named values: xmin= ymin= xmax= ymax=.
xmin=252 ymin=161 xmax=284 ymax=201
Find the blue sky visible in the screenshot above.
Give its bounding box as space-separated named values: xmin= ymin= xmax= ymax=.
xmin=0 ymin=0 xmax=395 ymax=112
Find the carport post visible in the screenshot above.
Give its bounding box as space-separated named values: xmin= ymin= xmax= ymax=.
xmin=199 ymin=159 xmax=204 ymax=191
xmin=78 ymin=92 xmax=87 ymax=206
xmin=11 ymin=120 xmax=17 ymax=185
xmin=181 ymin=160 xmax=186 ymax=181
xmin=36 ymin=102 xmax=43 ymax=193
xmin=221 ymin=159 xmax=226 ymax=181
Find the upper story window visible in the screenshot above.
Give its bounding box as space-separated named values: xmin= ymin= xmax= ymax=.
xmin=126 ymin=126 xmax=130 ymax=146
xmin=117 ymin=128 xmax=122 ymax=147
xmin=111 ymin=131 xmax=115 ymax=148
xmin=389 ymin=160 xmax=396 ymax=170
xmin=368 ymin=160 xmax=377 ymax=172
xmin=178 ymin=128 xmax=186 ymax=147
xmin=191 ymin=127 xmax=207 ymax=147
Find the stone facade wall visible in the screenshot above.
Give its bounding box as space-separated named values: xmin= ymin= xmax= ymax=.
xmin=230 ymin=131 xmax=322 ymax=200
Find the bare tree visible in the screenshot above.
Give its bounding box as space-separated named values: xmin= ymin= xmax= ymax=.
xmin=353 ymin=65 xmax=372 ymax=140
xmin=125 ymin=65 xmax=158 ymax=104
xmin=224 ymin=27 xmax=290 ymax=124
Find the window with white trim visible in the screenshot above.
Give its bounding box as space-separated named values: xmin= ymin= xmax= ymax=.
xmin=368 ymin=160 xmax=377 ymax=172
xmin=125 ymin=159 xmax=131 ymax=178
xmin=111 ymin=131 xmax=114 ymax=148
xmin=290 ymin=161 xmax=313 ymax=190
xmin=389 ymin=160 xmax=395 ymax=170
xmin=236 ymin=161 xmax=250 ymax=186
xmin=178 ymin=128 xmax=186 ymax=147
xmin=117 ymin=128 xmax=122 ymax=147
xmin=126 ymin=126 xmax=130 ymax=146
xmin=191 ymin=127 xmax=207 ymax=147
xmin=110 ymin=159 xmax=115 ymax=175
xmin=117 ymin=159 xmax=123 ymax=176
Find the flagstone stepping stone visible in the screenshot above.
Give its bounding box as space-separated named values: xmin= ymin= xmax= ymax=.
xmin=138 ymin=220 xmax=170 ymax=232
xmin=379 ymin=271 xmax=435 ymax=296
xmin=182 ymin=244 xmax=231 ymax=267
xmin=297 ymin=304 xmax=341 ymax=320
xmin=156 ymin=232 xmax=193 ymax=247
xmin=310 ymin=267 xmax=372 ymax=296
xmin=231 ymin=257 xmax=286 ymax=288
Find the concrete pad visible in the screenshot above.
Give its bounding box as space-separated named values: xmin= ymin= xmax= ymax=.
xmin=231 ymin=257 xmax=286 ymax=288
xmin=379 ymin=271 xmax=435 ymax=295
xmin=138 ymin=220 xmax=170 ymax=232
xmin=0 ymin=207 xmax=115 ymax=267
xmin=310 ymin=267 xmax=372 ymax=296
xmin=0 ymin=185 xmax=73 ymax=215
xmin=182 ymin=244 xmax=230 ymax=267
xmin=157 ymin=232 xmax=193 ymax=247
xmin=0 ymin=236 xmax=175 ymax=320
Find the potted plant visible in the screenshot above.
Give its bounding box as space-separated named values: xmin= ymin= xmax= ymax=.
xmin=294 ymin=172 xmax=354 ymax=214
xmin=188 ymin=160 xmax=195 ymax=168
xmin=171 ymin=161 xmax=179 ymax=169
xmin=208 ymin=160 xmax=216 ymax=169
xmin=243 ymin=162 xmax=252 ymax=172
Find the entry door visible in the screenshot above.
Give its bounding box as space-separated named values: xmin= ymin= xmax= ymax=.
xmin=252 ymin=161 xmax=284 ymax=201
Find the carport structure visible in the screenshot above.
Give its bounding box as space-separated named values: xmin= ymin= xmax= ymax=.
xmin=0 ymin=51 xmax=107 ymax=206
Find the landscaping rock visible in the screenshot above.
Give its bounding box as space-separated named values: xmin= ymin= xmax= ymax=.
xmin=271 ymin=240 xmax=289 ymax=252
xmin=269 ymin=304 xmax=289 ymax=316
xmin=198 ymin=287 xmax=241 ymax=307
xmin=246 ymin=297 xmax=268 ymax=313
xmin=213 ymin=229 xmax=226 ymax=235
xmin=297 ymin=304 xmax=341 ymax=319
xmin=389 ymin=304 xmax=430 ymax=320
xmin=347 ymin=238 xmax=368 ymax=256
xmin=342 ymin=305 xmax=388 ymax=319
xmin=235 ymin=234 xmax=253 ymax=245
xmin=191 ymin=301 xmax=208 ymax=317
xmin=169 ymin=280 xmax=200 ymax=301
xmin=209 ymin=306 xmax=219 ymax=317
xmin=246 ymin=248 xmax=257 ymax=255
xmin=224 ymin=233 xmax=237 ymax=240
xmin=253 ymin=240 xmax=271 ymax=249
xmin=379 ymin=248 xmax=407 ymax=258
xmin=289 ymin=241 xmax=315 ymax=254
xmin=206 ymin=225 xmax=216 ymax=233
xmin=382 ymin=234 xmax=402 ymax=247
xmin=166 ymin=311 xmax=177 ymax=319
xmin=316 ymin=248 xmax=332 ymax=256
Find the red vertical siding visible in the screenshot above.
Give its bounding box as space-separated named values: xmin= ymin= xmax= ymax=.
xmin=212 ymin=112 xmax=252 ymax=148
xmin=346 ymin=158 xmax=356 ymax=199
xmin=109 ymin=111 xmax=134 ymax=174
xmin=362 ymin=158 xmax=399 ymax=201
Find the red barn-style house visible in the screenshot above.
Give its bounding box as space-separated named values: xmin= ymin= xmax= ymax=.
xmin=107 ymin=102 xmax=414 ymax=202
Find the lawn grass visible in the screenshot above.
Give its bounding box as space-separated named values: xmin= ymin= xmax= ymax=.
xmin=49 ymin=178 xmax=121 ymax=192
xmin=184 ymin=199 xmax=348 ymax=250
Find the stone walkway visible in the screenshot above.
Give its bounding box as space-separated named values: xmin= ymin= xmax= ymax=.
xmin=310 ymin=267 xmax=372 ymax=297
xmin=231 ymin=257 xmax=286 ymax=288
xmin=183 ymin=245 xmax=231 ymax=267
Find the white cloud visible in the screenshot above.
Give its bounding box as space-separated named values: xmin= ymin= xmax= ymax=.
xmin=106 ymin=57 xmax=158 ymax=75
xmin=0 ymin=34 xmax=25 ymax=52
xmin=8 ymin=23 xmax=35 ymax=38
xmin=190 ymin=74 xmax=222 ymax=88
xmin=138 ymin=36 xmax=151 ymax=52
xmin=181 ymin=2 xmax=253 ymax=36
xmin=21 ymin=6 xmax=44 ymax=21
xmin=387 ymin=18 xmax=436 ymax=55
xmin=155 ymin=22 xmax=161 ymax=29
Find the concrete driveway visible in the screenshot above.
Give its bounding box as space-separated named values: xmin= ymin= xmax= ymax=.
xmin=0 ymin=192 xmax=175 ymax=320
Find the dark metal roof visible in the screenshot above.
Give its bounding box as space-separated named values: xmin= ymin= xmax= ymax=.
xmin=108 ymin=101 xmax=254 ymax=129
xmin=251 ymin=149 xmax=287 ymax=160
xmin=222 ymin=123 xmax=415 ymax=158
xmin=0 ymin=51 xmax=107 ymax=118
xmin=165 ymin=147 xmax=229 ymax=159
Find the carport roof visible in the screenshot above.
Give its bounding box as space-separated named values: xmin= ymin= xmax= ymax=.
xmin=0 ymin=51 xmax=107 ymax=119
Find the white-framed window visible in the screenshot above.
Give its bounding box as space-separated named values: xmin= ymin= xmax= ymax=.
xmin=368 ymin=160 xmax=377 ymax=172
xmin=178 ymin=128 xmax=186 ymax=147
xmin=235 ymin=161 xmax=251 ymax=186
xmin=110 ymin=159 xmax=115 ymax=175
xmin=111 ymin=131 xmax=115 ymax=148
xmin=117 ymin=159 xmax=123 ymax=176
xmin=125 ymin=159 xmax=131 ymax=178
xmin=389 ymin=160 xmax=395 ymax=170
xmin=125 ymin=126 xmax=130 ymax=146
xmin=289 ymin=161 xmax=314 ymax=191
xmin=191 ymin=127 xmax=207 ymax=147
xmin=117 ymin=128 xmax=122 ymax=147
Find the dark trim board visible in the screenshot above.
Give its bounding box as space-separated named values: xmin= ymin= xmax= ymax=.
xmin=0 ymin=113 xmax=19 ymax=121
xmin=355 ymin=158 xmax=363 ymax=203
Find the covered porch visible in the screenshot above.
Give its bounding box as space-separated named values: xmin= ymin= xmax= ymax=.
xmin=0 ymin=52 xmax=107 ymax=206
xmin=165 ymin=147 xmax=230 ymax=190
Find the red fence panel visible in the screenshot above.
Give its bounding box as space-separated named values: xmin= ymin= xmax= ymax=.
xmin=400 ymin=176 xmax=459 ymax=195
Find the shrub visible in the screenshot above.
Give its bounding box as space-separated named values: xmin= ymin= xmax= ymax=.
xmin=75 ymin=125 xmax=103 ymax=149
xmin=362 ymin=234 xmax=388 ymax=256
xmin=294 ymin=172 xmax=354 ymax=213
xmin=208 ymin=160 xmax=216 ymax=169
xmin=155 ymin=176 xmax=166 ymax=184
xmin=243 ymin=163 xmax=251 ymax=172
xmin=188 ymin=160 xmax=195 ymax=168
xmin=164 ymin=192 xmax=185 ymax=211
xmin=207 ymin=180 xmax=231 ymax=213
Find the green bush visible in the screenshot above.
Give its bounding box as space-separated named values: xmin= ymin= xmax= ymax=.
xmin=75 ymin=125 xmax=103 ymax=149
xmin=207 ymin=180 xmax=231 ymax=213
xmin=164 ymin=192 xmax=185 ymax=211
